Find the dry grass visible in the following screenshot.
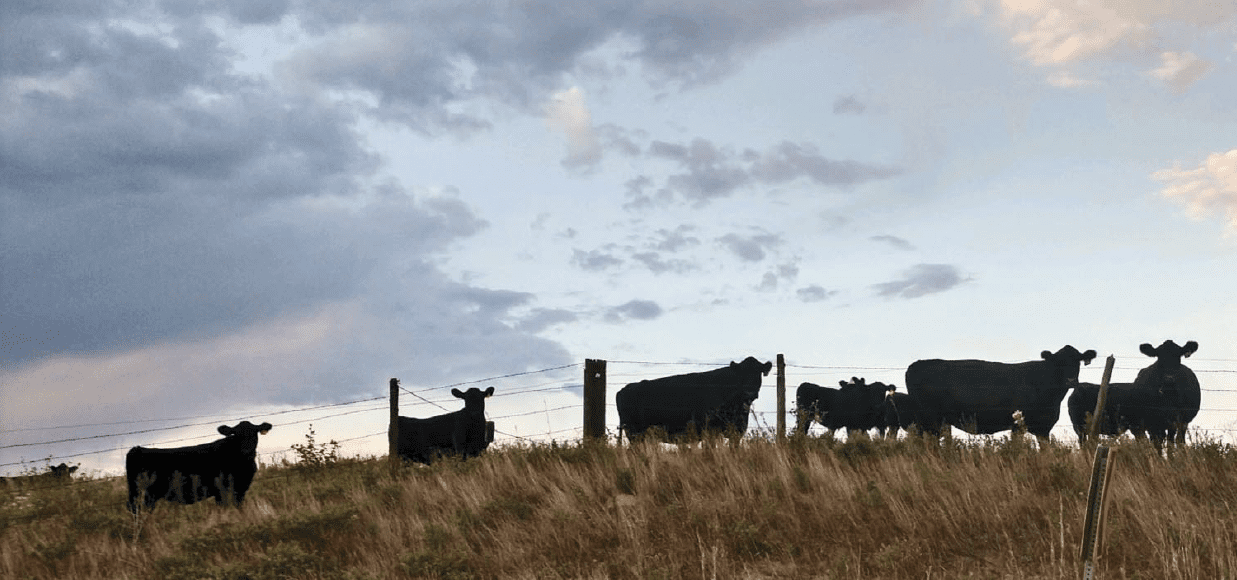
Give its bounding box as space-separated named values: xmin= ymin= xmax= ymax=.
xmin=3 ymin=433 xmax=1236 ymax=579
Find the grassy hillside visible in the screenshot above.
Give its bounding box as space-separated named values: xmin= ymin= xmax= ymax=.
xmin=3 ymin=433 xmax=1236 ymax=579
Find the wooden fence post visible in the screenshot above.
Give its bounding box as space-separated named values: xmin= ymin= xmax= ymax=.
xmin=776 ymin=354 xmax=786 ymax=442
xmin=1080 ymin=444 xmax=1116 ymax=579
xmin=389 ymin=378 xmax=399 ymax=467
xmin=1086 ymin=356 xmax=1117 ymax=443
xmin=583 ymin=359 xmax=607 ymax=442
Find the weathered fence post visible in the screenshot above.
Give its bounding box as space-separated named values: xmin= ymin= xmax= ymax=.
xmin=776 ymin=354 xmax=786 ymax=442
xmin=1086 ymin=356 xmax=1117 ymax=443
xmin=1080 ymin=444 xmax=1116 ymax=579
xmin=583 ymin=359 xmax=607 ymax=442
xmin=389 ymin=378 xmax=399 ymax=467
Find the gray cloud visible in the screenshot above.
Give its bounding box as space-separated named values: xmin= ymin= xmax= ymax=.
xmin=872 ymin=264 xmax=971 ymax=299
xmin=515 ymin=308 xmax=580 ymax=333
xmin=797 ymin=285 xmax=837 ymax=302
xmin=833 ymin=95 xmax=866 ymax=114
xmin=571 ymin=248 xmax=624 ymax=271
xmin=870 ymin=234 xmax=915 ymax=251
xmin=718 ymin=232 xmax=782 ymax=262
xmin=606 ymin=299 xmax=664 ymax=322
xmin=758 ymin=262 xmax=800 ymax=291
xmin=272 ymin=0 xmax=916 ymax=134
xmin=632 ymin=252 xmax=697 ymax=275
xmin=0 ymin=1 xmax=575 ymax=407
xmin=650 ymin=226 xmax=701 ymax=252
xmin=630 ymin=138 xmax=900 ymax=207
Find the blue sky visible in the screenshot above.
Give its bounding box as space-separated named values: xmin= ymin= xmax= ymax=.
xmin=3 ymin=0 xmax=1236 ymax=475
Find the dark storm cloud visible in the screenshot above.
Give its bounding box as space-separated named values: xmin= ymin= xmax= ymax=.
xmin=872 ymin=264 xmax=971 ymax=299
xmin=605 ymin=299 xmax=664 ymax=323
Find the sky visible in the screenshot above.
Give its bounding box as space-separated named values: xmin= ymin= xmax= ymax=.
xmin=3 ymin=0 xmax=1237 ymax=476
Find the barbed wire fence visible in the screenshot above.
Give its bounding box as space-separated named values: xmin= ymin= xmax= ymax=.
xmin=4 ymin=354 xmax=1237 ymax=483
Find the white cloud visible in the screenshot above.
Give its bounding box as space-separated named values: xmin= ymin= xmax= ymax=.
xmin=997 ymin=0 xmax=1146 ymax=66
xmin=1153 ymin=149 xmax=1237 ymax=232
xmin=546 ymin=86 xmax=602 ymax=170
xmin=983 ymin=0 xmax=1233 ymax=89
xmin=1149 ymin=51 xmax=1211 ymax=92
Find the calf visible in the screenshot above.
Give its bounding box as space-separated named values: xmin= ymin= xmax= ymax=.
xmin=396 ymin=381 xmax=494 ymax=464
xmin=126 ymin=420 xmax=272 ymax=513
xmin=882 ymin=391 xmax=924 ymax=438
xmin=1 ymin=463 xmax=78 ymax=490
xmin=796 ymin=378 xmax=891 ymax=438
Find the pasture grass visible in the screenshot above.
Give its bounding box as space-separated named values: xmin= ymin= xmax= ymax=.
xmin=3 ymin=433 xmax=1236 ymax=579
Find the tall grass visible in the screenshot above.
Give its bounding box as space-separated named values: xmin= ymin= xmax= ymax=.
xmin=3 ymin=434 xmax=1236 ymax=579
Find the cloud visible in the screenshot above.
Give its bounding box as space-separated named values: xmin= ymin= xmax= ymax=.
xmin=758 ymin=262 xmax=800 ymax=291
xmin=0 ymin=0 xmax=576 ymax=441
xmin=633 ymin=138 xmax=899 ymax=207
xmin=1153 ymin=149 xmax=1237 ymax=232
xmin=546 ymin=86 xmax=603 ymax=170
xmin=515 ymin=308 xmax=580 ymax=333
xmin=605 ymin=299 xmax=663 ymax=322
xmin=833 ymin=95 xmax=866 ymax=114
xmin=870 ymin=234 xmax=915 ymax=250
xmin=980 ymin=0 xmax=1234 ymax=89
xmin=571 ymin=248 xmax=625 ymax=271
xmin=797 ymin=285 xmax=837 ymax=302
xmin=650 ymin=226 xmax=701 ymax=252
xmin=718 ymin=232 xmax=783 ymax=262
xmin=272 ymin=0 xmax=919 ymax=133
xmin=872 ymin=264 xmax=971 ymax=299
xmin=632 ymin=252 xmax=697 ymax=275
xmin=1150 ymin=51 xmax=1212 ymax=92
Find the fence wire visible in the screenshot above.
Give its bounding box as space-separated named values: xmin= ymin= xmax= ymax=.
xmin=4 ymin=355 xmax=1237 ymax=477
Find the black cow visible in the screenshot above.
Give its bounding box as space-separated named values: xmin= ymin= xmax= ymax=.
xmin=795 ymin=378 xmax=891 ymax=437
xmin=881 ymin=391 xmax=924 ymax=438
xmin=396 ymin=381 xmax=495 ymax=464
xmin=1067 ymin=340 xmax=1200 ymax=450
xmin=906 ymin=345 xmax=1098 ymax=438
xmin=616 ymin=356 xmax=773 ymax=441
xmin=1 ymin=463 xmax=78 ymax=489
xmin=126 ymin=420 xmax=272 ymax=513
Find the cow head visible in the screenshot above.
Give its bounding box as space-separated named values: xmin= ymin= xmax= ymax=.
xmin=1040 ymin=345 xmax=1098 ymax=386
xmin=1139 ymin=340 xmax=1199 ymax=367
xmin=731 ymin=357 xmax=774 ymax=376
xmin=452 ymin=386 xmax=494 ymax=416
xmin=48 ymin=463 xmax=78 ymax=478
xmin=218 ymin=421 xmax=273 ymax=456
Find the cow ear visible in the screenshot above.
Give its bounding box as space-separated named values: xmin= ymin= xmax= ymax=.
xmin=1041 ymin=350 xmax=1053 ymax=360
xmin=452 ymin=388 xmax=465 ymax=399
xmin=838 ymin=380 xmax=848 ymax=387
xmin=761 ymin=361 xmax=773 ymax=375
xmin=484 ymin=386 xmax=495 ymax=397
xmin=1140 ymin=343 xmax=1156 ymax=357
xmin=259 ymin=422 xmax=273 ymax=434
xmin=1081 ymin=350 xmax=1097 ymax=365
xmin=1183 ymin=341 xmax=1199 ymax=357
xmin=68 ymin=466 xmax=78 ymax=474
xmin=218 ymin=425 xmax=234 ymax=436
